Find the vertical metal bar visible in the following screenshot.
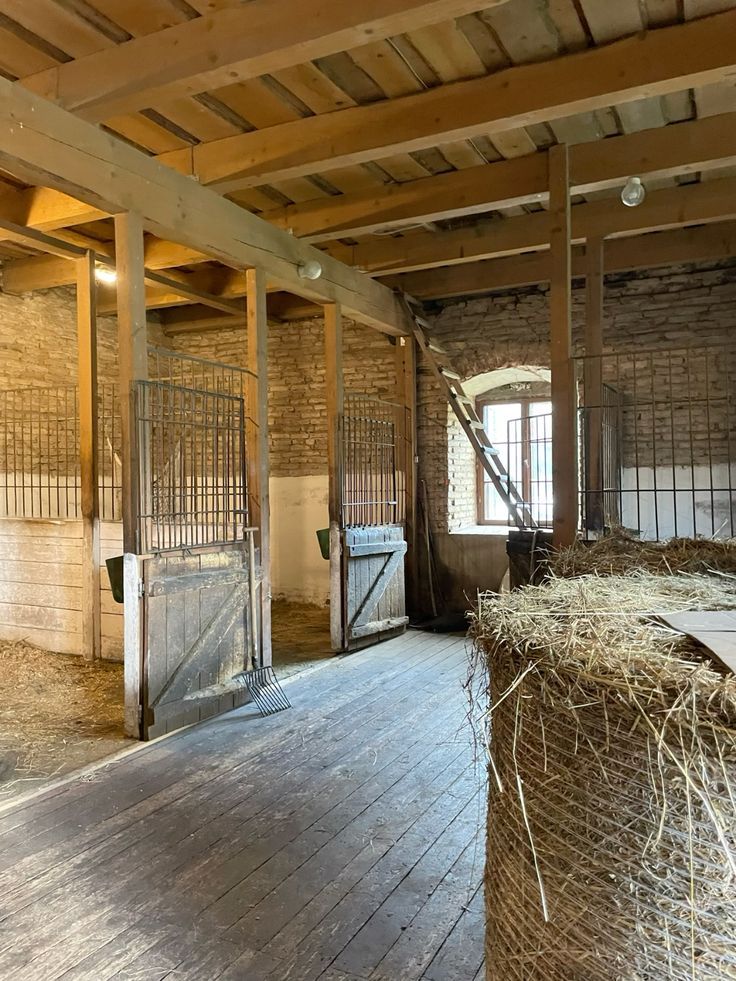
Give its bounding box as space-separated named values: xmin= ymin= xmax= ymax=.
xmin=648 ymin=351 xmax=659 ymax=540
xmin=704 ymin=349 xmax=715 ymax=537
xmin=668 ymin=350 xmax=678 ymax=538
xmin=686 ymin=348 xmax=697 ymax=537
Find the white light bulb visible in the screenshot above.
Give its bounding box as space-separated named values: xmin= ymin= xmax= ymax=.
xmin=297 ymin=259 xmax=323 ymax=281
xmin=621 ymin=176 xmax=646 ymax=208
xmin=95 ymin=265 xmax=117 ymax=285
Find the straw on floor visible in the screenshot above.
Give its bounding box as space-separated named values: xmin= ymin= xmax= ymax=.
xmin=472 ymin=571 xmax=736 ymax=981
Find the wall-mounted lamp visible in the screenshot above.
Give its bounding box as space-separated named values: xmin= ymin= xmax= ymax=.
xmin=621 ymin=176 xmax=646 ymax=208
xmin=297 ymin=259 xmax=323 ymax=281
xmin=95 ymin=265 xmax=117 ymax=285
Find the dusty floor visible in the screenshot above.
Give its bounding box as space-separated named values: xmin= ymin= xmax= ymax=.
xmin=0 ymin=641 xmax=131 ymax=804
xmin=271 ymin=599 xmax=334 ymax=679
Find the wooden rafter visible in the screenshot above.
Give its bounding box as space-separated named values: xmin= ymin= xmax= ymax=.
xmin=22 ymin=0 xmax=504 ymax=122
xmin=265 ymin=113 xmax=736 ymax=242
xmin=325 ymin=176 xmax=736 ymax=275
xmin=0 ymin=76 xmax=408 ymax=336
xmin=153 ymin=11 xmax=736 ymax=191
xmin=384 ymin=222 xmax=736 ymax=299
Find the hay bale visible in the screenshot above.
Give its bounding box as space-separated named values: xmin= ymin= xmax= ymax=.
xmin=552 ymin=528 xmax=736 ymax=578
xmin=472 ymin=573 xmax=736 ymax=981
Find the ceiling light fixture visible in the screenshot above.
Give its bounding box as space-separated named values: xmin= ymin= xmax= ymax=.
xmin=95 ymin=265 xmax=117 ymax=285
xmin=297 ymin=259 xmax=323 ymax=281
xmin=621 ymin=176 xmax=646 ymax=208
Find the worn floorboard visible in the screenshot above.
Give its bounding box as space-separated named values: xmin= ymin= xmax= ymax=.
xmin=0 ymin=631 xmax=485 ymax=980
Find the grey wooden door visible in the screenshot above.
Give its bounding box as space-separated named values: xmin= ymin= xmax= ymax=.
xmin=141 ymin=542 xmax=252 ymax=739
xmin=341 ymin=525 xmax=408 ymax=650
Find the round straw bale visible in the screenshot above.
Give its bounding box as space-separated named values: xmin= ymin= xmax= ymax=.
xmin=473 ymin=574 xmax=736 ymax=981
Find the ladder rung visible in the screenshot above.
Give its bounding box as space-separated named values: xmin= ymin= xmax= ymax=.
xmin=427 ymin=340 xmax=447 ymax=355
xmin=455 ymin=394 xmax=473 ymax=405
xmin=483 ymin=445 xmax=501 ymax=457
xmin=440 ymin=367 xmax=461 ymax=381
xmin=468 ymin=420 xmax=485 ymax=430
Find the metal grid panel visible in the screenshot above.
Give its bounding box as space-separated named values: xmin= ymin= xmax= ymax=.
xmin=135 ymin=379 xmax=248 ymax=553
xmin=98 ymin=382 xmax=122 ymax=522
xmin=0 ymin=386 xmax=80 ymax=519
xmin=576 ymin=343 xmax=736 ymax=540
xmin=506 ymin=411 xmax=553 ymax=529
xmin=342 ymin=392 xmax=405 ymax=528
xmin=148 ymin=346 xmax=249 ymax=400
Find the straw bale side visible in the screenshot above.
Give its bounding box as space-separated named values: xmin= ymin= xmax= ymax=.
xmin=474 ymin=574 xmax=736 ymax=981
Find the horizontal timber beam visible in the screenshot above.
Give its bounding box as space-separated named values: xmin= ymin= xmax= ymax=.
xmin=155 ymin=11 xmax=736 ymax=191
xmin=266 ymin=113 xmax=736 ymax=242
xmin=0 ymin=78 xmax=408 ymax=336
xmin=326 ymin=176 xmax=736 ymax=274
xmin=383 ymin=222 xmax=736 ymax=299
xmin=22 ymin=0 xmax=501 ymax=123
xmin=159 ymin=294 xmax=322 ymax=334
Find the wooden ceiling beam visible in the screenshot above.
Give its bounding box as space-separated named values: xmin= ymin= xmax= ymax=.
xmin=326 ymin=176 xmax=736 ymax=275
xmin=155 ymin=11 xmax=736 ymax=191
xmin=159 ymin=294 xmax=322 ymax=335
xmin=22 ymin=0 xmax=504 ymax=123
xmin=267 ymin=113 xmax=736 ymax=242
xmin=383 ymin=222 xmax=736 ymax=299
xmin=0 ymin=78 xmax=408 ymax=336
xmin=0 ymin=185 xmax=105 ymax=233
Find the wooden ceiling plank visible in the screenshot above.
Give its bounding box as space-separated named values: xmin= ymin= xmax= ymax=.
xmin=268 ymin=63 xmax=356 ymax=114
xmin=0 ymin=76 xmax=408 ymax=335
xmin=21 ymin=0 xmax=508 ymax=121
xmin=165 ymin=11 xmax=736 ymax=191
xmin=480 ymin=0 xmax=563 ymax=62
xmin=1 ymin=0 xmax=115 ymax=57
xmin=578 ymin=0 xmax=644 ymax=42
xmin=406 ymin=21 xmax=488 ymax=80
xmin=348 ymin=40 xmax=424 ymax=97
xmin=383 ymin=221 xmax=736 ymax=297
xmin=0 ymin=26 xmax=59 ymax=76
xmin=0 ymin=185 xmax=105 ymax=231
xmin=85 ymin=0 xmax=195 ymax=36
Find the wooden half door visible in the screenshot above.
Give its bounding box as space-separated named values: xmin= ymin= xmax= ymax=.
xmin=341 ymin=525 xmax=408 ymax=650
xmin=141 ymin=543 xmax=252 ymax=739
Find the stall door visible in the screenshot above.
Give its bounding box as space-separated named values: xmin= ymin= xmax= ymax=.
xmin=336 ymin=393 xmax=408 ymax=651
xmin=142 ymin=544 xmax=252 ymax=739
xmin=131 ymin=362 xmax=256 ymax=738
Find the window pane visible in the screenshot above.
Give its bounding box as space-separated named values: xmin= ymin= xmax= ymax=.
xmin=529 ymin=403 xmax=552 ymax=526
xmin=481 ymin=401 xmax=521 ymax=522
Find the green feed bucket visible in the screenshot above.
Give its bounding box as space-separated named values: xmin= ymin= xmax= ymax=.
xmin=316 ymin=528 xmax=330 ymax=561
xmin=105 ymin=555 xmax=125 ymax=604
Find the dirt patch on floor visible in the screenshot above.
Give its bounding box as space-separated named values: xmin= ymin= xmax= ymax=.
xmin=0 ymin=641 xmax=131 ymax=802
xmin=271 ymin=600 xmax=333 ymax=680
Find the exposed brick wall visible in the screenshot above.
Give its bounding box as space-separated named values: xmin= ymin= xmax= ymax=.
xmin=168 ymin=317 xmax=396 ymax=477
xmin=421 ymin=260 xmax=736 ymax=533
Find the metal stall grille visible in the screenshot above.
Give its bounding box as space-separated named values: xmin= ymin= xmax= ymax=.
xmin=0 ymin=386 xmax=80 ymax=519
xmin=506 ymin=409 xmax=553 ymax=529
xmin=0 ymin=384 xmax=123 ymax=521
xmin=342 ymin=393 xmax=406 ymax=528
xmin=576 ymin=343 xmax=736 ymax=541
xmin=98 ymin=382 xmax=122 ymax=522
xmin=149 ymin=346 xmax=247 ymax=400
xmin=135 ymin=351 xmax=251 ymax=553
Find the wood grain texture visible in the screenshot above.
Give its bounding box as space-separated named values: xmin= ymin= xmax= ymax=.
xmin=0 ymin=631 xmax=481 ymax=980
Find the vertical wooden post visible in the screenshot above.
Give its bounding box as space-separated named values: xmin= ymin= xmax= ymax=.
xmin=549 ymin=144 xmax=578 ymax=548
xmin=396 ymin=335 xmax=417 ymax=612
xmin=76 ymin=251 xmax=101 ymax=661
xmin=584 ymin=236 xmax=605 ymax=532
xmin=114 ymin=213 xmax=148 ymax=738
xmin=114 ymin=212 xmax=148 ymax=555
xmin=246 ymin=267 xmax=271 ymax=666
xmin=325 ymin=303 xmax=344 ymax=652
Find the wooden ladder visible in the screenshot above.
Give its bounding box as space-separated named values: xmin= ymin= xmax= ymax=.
xmin=400 ymin=295 xmax=537 ymax=530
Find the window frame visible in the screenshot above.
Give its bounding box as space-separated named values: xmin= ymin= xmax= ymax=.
xmin=475 ymin=395 xmax=551 ymax=526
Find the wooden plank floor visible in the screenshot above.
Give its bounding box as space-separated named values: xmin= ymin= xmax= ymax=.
xmin=0 ymin=631 xmax=485 ymax=981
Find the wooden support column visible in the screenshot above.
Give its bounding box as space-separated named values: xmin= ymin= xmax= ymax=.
xmin=395 ymin=335 xmax=417 ymax=612
xmin=246 ymin=267 xmax=272 ymax=666
xmin=114 ymin=212 xmax=148 ymax=738
xmin=584 ymin=236 xmax=605 ymax=532
xmin=325 ymin=303 xmax=344 ymax=651
xmin=114 ymin=212 xmax=148 ymax=554
xmin=549 ymin=144 xmax=578 ymax=548
xmin=76 ymin=251 xmax=101 ymax=661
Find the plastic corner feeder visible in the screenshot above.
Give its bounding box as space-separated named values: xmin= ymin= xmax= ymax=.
xmin=316 ymin=528 xmax=330 ymax=561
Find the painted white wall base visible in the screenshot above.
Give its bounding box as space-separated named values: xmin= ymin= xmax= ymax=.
xmin=270 ymin=474 xmax=330 ymax=605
